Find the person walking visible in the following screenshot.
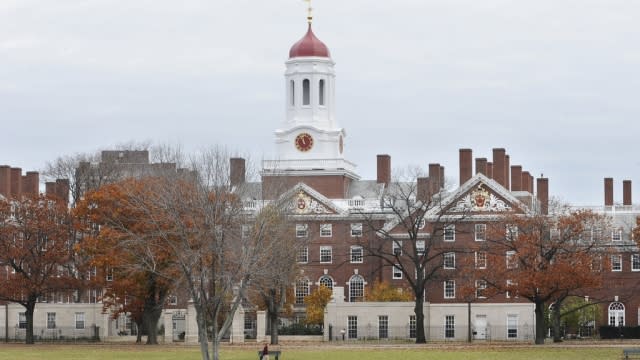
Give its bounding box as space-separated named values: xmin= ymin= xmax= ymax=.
xmin=261 ymin=343 xmax=269 ymax=360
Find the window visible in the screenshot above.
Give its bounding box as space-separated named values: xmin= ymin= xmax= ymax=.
xmin=416 ymin=240 xmax=425 ymax=256
xmin=444 ymin=280 xmax=455 ymax=299
xmin=320 ymin=224 xmax=332 ymax=237
xmin=392 ymin=264 xmax=403 ymax=279
xmin=475 ymin=224 xmax=486 ymax=241
xmin=445 ymin=315 xmax=455 ymax=339
xmin=168 ymin=295 xmax=178 ymax=306
xmin=591 ymin=255 xmax=603 ymax=272
xmin=475 ymin=251 xmax=487 ymax=269
xmin=106 ymin=268 xmax=113 ymax=282
xmin=409 ymin=315 xmax=417 ymax=338
xmin=18 ymin=312 xmax=27 ymax=329
xmin=350 ymin=245 xmax=363 ymax=263
xmin=506 ymin=280 xmax=517 ymax=298
xmin=476 ymin=280 xmax=487 ymax=299
xmin=290 ymin=80 xmax=295 ymax=106
xmin=351 ymin=223 xmax=363 ymax=237
xmin=320 ymin=246 xmax=332 ymax=263
xmin=241 ymin=225 xmax=250 ymax=239
xmin=319 ymin=79 xmax=325 ymax=106
xmin=506 ymin=224 xmax=518 ymax=241
xmin=612 ymin=255 xmax=622 ymax=272
xmin=444 ymin=224 xmax=455 ymax=241
xmin=443 ymin=252 xmax=455 ymax=269
xmin=297 ymin=246 xmax=308 ymax=263
xmin=296 ymin=224 xmax=308 ymax=238
xmin=609 ymin=302 xmax=625 ymax=326
xmin=507 ymin=314 xmax=518 ymax=339
xmin=633 ymin=254 xmax=640 ymax=272
xmin=47 ymin=312 xmax=56 ymax=329
xmin=295 ymin=279 xmax=310 ymax=304
xmin=392 ymin=241 xmax=402 ymax=256
xmin=506 ymin=251 xmax=517 ymax=269
xmin=302 ymin=79 xmax=310 ymax=105
xmin=75 ymin=312 xmax=85 ymax=329
xmin=349 ymin=275 xmax=364 ymax=302
xmin=319 ymin=275 xmax=334 ymax=290
xmin=418 ymin=218 xmax=426 ymax=229
xmin=348 ymin=316 xmax=358 ymax=339
xmin=378 ymin=315 xmax=389 ymax=339
xmin=612 ymin=229 xmax=622 ymax=242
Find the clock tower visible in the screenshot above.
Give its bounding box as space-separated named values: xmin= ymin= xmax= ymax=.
xmin=262 ymin=10 xmax=359 ymax=199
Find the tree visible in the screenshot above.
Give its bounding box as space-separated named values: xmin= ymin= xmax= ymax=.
xmin=304 ymin=285 xmax=333 ymax=326
xmin=0 ymin=194 xmax=77 ymax=344
xmin=365 ymin=281 xmax=413 ymax=302
xmin=483 ymin=205 xmax=609 ymax=344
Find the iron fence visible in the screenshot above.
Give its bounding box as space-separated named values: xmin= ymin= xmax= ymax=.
xmin=327 ymin=324 xmax=535 ymax=342
xmin=0 ymin=326 xmax=99 ymax=342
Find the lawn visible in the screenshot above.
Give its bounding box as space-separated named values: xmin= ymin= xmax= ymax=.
xmin=0 ymin=344 xmax=625 ymax=360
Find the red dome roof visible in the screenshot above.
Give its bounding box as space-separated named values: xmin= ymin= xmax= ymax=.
xmin=289 ymin=24 xmax=331 ymax=58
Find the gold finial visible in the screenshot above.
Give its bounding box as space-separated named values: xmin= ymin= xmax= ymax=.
xmin=304 ymin=0 xmax=313 ymax=24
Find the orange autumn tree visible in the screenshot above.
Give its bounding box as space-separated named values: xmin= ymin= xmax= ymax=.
xmin=483 ymin=206 xmax=609 ymax=344
xmin=0 ymin=194 xmax=78 ymax=344
xmin=365 ymin=281 xmax=413 ymax=302
xmin=304 ymin=285 xmax=333 ymax=326
xmin=75 ymin=177 xmax=177 ymax=345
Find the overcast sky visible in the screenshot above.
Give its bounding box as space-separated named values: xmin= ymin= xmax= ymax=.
xmin=1 ymin=0 xmax=639 ymax=205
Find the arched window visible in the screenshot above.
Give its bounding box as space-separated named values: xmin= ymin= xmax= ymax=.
xmin=290 ymin=80 xmax=295 ymax=106
xmin=349 ymin=275 xmax=364 ymax=302
xmin=295 ymin=278 xmax=310 ymax=305
xmin=319 ymin=79 xmax=325 ymax=106
xmin=319 ymin=275 xmax=334 ymax=290
xmin=608 ymin=302 xmax=625 ymax=326
xmin=302 ymin=79 xmax=310 ymax=105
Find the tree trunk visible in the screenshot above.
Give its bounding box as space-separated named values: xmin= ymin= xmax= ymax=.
xmin=414 ymin=295 xmax=426 ymax=344
xmin=195 ymin=303 xmax=210 ymax=360
xmin=534 ymin=300 xmax=546 ymax=344
xmin=269 ymin=312 xmax=279 ymax=345
xmin=136 ymin=319 xmax=143 ymax=344
xmin=144 ymin=306 xmax=163 ymax=345
xmin=552 ymin=302 xmax=563 ymax=343
xmin=24 ymin=301 xmax=36 ymax=345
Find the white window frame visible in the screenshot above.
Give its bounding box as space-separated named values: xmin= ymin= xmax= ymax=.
xmin=476 ymin=280 xmax=487 ymax=299
xmin=320 ymin=246 xmax=333 ymax=264
xmin=295 ymin=278 xmax=310 ymax=305
xmin=444 ymin=280 xmax=455 ymax=299
xmin=506 ymin=251 xmax=517 ymax=269
xmin=168 ymin=295 xmax=178 ymax=306
xmin=297 ymin=246 xmax=309 ymax=263
xmin=47 ymin=312 xmax=56 ymax=329
xmin=612 ymin=229 xmax=622 ymax=242
xmin=392 ymin=264 xmax=403 ymax=279
xmin=612 ymin=254 xmax=622 ymax=272
xmin=350 ymin=245 xmax=363 ymax=263
xmin=416 ymin=240 xmax=425 ymax=256
xmin=18 ymin=312 xmax=27 ymax=329
xmin=75 ymin=312 xmax=85 ymax=329
xmin=296 ymin=224 xmax=308 ymax=238
xmin=506 ymin=279 xmax=517 ymax=298
xmin=443 ymin=252 xmax=455 ymax=269
xmin=475 ymin=251 xmax=487 ymax=269
xmin=444 ymin=315 xmax=455 ymax=339
xmin=417 ymin=218 xmax=426 ymax=230
xmin=351 ymin=223 xmax=363 ymax=237
xmin=506 ymin=224 xmax=518 ymax=241
xmin=507 ymin=314 xmax=518 ymax=339
xmin=444 ymin=224 xmax=455 ymax=242
xmin=632 ymin=254 xmax=640 ymax=272
xmin=320 ymin=224 xmax=332 ymax=237
xmin=475 ymin=224 xmax=486 ymax=241
xmin=392 ymin=241 xmax=402 ymax=256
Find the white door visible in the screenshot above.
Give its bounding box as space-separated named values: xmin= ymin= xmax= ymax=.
xmin=474 ymin=315 xmax=487 ymax=340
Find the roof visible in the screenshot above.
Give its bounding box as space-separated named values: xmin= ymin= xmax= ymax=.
xmin=289 ymin=24 xmax=331 ymax=58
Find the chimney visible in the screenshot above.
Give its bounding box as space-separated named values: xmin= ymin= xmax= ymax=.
xmin=475 ymin=158 xmax=487 ymax=176
xmin=511 ymin=166 xmax=522 ymax=191
xmin=55 ymin=179 xmax=70 ymax=205
xmin=459 ymin=149 xmax=473 ymax=185
xmin=440 ymin=166 xmax=445 ymax=190
xmin=623 ymin=180 xmax=632 ymax=206
xmin=377 ymin=154 xmax=391 ymax=186
xmin=22 ymin=171 xmax=39 ymax=196
xmin=505 ymin=154 xmax=510 ymax=190
xmin=10 ymin=168 xmax=22 ymax=198
xmin=487 ymin=162 xmax=493 ymax=179
xmin=537 ymin=177 xmax=549 ymax=215
xmin=604 ymin=178 xmax=614 ymax=206
xmin=45 ymin=182 xmax=57 ymax=198
xmin=229 ymin=157 xmax=246 ymax=187
xmin=417 ymin=177 xmax=430 ymax=202
xmin=0 ymin=166 xmax=11 ymax=198
xmin=428 ymin=163 xmax=441 ymax=194
xmin=522 ymin=171 xmax=531 ymax=192
xmin=529 ymin=174 xmax=535 ymax=194
xmin=492 ymin=148 xmax=506 ymax=187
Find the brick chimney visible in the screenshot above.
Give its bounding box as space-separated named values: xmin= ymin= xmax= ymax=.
xmin=429 ymin=163 xmax=441 ymax=194
xmin=459 ymin=149 xmax=473 ymax=185
xmin=0 ymin=165 xmax=11 ymax=198
xmin=55 ymin=179 xmax=70 ymax=205
xmin=604 ymin=178 xmax=614 ymax=206
xmin=22 ymin=172 xmax=39 ymax=196
xmin=505 ymin=154 xmax=510 ymax=190
xmin=492 ymin=148 xmax=506 ymax=187
xmin=440 ymin=166 xmax=445 ymax=190
xmin=10 ymin=168 xmax=22 ymax=198
xmin=46 ymin=182 xmax=57 ymax=198
xmin=511 ymin=165 xmax=522 ymax=191
xmin=487 ymin=162 xmax=493 ymax=179
xmin=522 ymin=171 xmax=531 ymax=192
xmin=475 ymin=158 xmax=487 ymax=176
xmin=229 ymin=157 xmax=246 ymax=187
xmin=417 ymin=177 xmax=430 ymax=202
xmin=623 ymin=180 xmax=632 ymax=206
xmin=537 ymin=177 xmax=549 ymax=215
xmin=377 ymin=154 xmax=391 ymax=186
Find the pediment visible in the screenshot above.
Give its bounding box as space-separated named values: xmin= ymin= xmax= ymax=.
xmin=278 ymin=183 xmax=342 ymax=215
xmin=437 ymin=174 xmax=529 ymax=215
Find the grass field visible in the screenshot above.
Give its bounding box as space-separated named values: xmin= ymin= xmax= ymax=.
xmin=0 ymin=343 xmax=629 ymax=360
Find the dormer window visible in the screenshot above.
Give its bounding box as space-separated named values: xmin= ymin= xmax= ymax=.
xmin=302 ymin=79 xmax=310 ymax=105
xmin=319 ymin=79 xmax=325 ymax=106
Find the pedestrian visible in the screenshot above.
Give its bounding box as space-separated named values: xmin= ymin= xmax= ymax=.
xmin=261 ymin=343 xmax=269 ymax=360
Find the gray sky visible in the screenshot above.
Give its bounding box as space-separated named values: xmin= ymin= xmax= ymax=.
xmin=1 ymin=0 xmax=639 ymax=205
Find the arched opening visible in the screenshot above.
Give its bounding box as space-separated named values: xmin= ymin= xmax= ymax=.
xmin=319 ymin=275 xmax=334 ymax=290
xmin=608 ymin=302 xmax=625 ymax=326
xmin=302 ymin=79 xmax=310 ymax=105
xmin=319 ymin=79 xmax=325 ymax=106
xmin=290 ymin=80 xmax=295 ymax=106
xmin=348 ymin=275 xmax=364 ymax=302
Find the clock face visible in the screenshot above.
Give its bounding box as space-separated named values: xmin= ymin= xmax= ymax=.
xmin=295 ymin=133 xmax=314 ymax=152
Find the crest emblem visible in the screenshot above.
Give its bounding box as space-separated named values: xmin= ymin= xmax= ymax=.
xmin=472 ymin=185 xmax=489 ymax=209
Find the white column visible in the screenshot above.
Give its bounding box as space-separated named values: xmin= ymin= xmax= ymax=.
xmin=185 ymin=302 xmax=199 ymax=344
xmin=230 ymin=306 xmax=245 ymax=344
xmin=256 ymin=310 xmax=267 ymax=343
xmin=163 ymin=310 xmax=174 ymax=343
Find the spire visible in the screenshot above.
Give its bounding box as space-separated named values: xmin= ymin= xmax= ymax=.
xmin=304 ymin=0 xmax=313 ymax=24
